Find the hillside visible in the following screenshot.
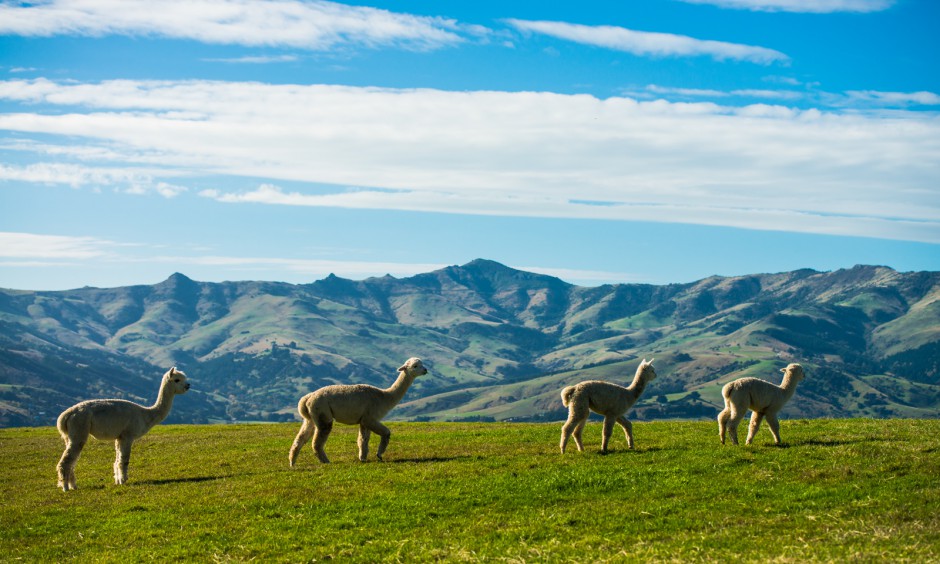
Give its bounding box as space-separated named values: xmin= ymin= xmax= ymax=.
xmin=1 ymin=260 xmax=938 ymax=426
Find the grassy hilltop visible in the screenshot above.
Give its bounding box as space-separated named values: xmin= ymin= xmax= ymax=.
xmin=2 ymin=419 xmax=939 ymax=562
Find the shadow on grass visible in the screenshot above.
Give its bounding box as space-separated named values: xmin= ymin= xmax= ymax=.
xmin=767 ymin=437 xmax=881 ymax=449
xmin=135 ymin=475 xmax=231 ymax=486
xmin=388 ymin=455 xmax=475 ymax=464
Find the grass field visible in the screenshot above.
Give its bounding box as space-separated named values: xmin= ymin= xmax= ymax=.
xmin=2 ymin=419 xmax=939 ymax=562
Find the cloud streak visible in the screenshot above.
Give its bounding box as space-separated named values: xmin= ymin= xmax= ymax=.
xmin=0 ymin=162 xmax=187 ymax=197
xmin=1 ymin=78 xmax=938 ymax=243
xmin=0 ymin=0 xmax=470 ymax=51
xmin=0 ymin=232 xmax=118 ymax=260
xmin=505 ymin=19 xmax=788 ymax=64
xmin=677 ymin=0 xmax=896 ymax=12
xmin=0 ymin=230 xmax=644 ymax=287
xmin=633 ymin=84 xmax=940 ymax=108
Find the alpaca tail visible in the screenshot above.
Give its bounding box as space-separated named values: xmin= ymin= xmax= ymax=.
xmin=720 ymin=381 xmax=736 ymax=403
xmin=297 ymin=395 xmax=311 ymax=421
xmin=561 ymin=386 xmax=576 ymax=408
xmin=56 ymin=409 xmax=71 ymax=441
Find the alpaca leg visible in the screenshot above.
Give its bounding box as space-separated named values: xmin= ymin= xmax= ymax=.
xmin=560 ymin=399 xmax=588 ymax=454
xmin=57 ymin=439 xmax=84 ymax=492
xmin=600 ymin=416 xmax=617 ymax=453
xmin=289 ymin=420 xmax=315 ymax=467
xmin=67 ymin=443 xmax=80 ymax=491
xmin=357 ymin=424 xmax=371 ymax=462
xmin=727 ymin=408 xmax=744 ymax=446
xmin=559 ymin=417 xmax=576 ymax=454
xmin=368 ymin=421 xmax=392 ymax=462
xmin=616 ymin=416 xmax=634 ymax=449
xmin=312 ymin=419 xmax=333 ymax=464
xmin=717 ymin=408 xmax=730 ymax=445
xmin=114 ymin=438 xmax=132 ymax=485
xmin=746 ymin=412 xmax=764 ymax=445
xmin=572 ymin=420 xmax=587 ymax=452
xmin=766 ymin=414 xmax=782 ymax=445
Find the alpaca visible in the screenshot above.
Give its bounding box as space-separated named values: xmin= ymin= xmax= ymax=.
xmin=289 ymin=357 xmax=428 ymax=465
xmin=717 ymin=363 xmax=806 ymax=446
xmin=559 ymin=359 xmax=657 ymax=454
xmin=56 ymin=367 xmax=191 ymax=491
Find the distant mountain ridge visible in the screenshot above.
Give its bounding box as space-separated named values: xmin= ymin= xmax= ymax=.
xmin=1 ymin=259 xmax=938 ymax=427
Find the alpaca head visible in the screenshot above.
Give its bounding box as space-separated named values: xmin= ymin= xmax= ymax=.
xmin=164 ymin=367 xmax=191 ymax=394
xmin=781 ymin=363 xmax=805 ymax=382
xmin=638 ymin=358 xmax=658 ymax=381
xmin=398 ymin=357 xmax=429 ymax=378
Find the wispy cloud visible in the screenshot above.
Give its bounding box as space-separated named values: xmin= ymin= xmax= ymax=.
xmin=0 ymin=0 xmax=471 ymax=51
xmin=505 ymin=19 xmax=787 ymax=64
xmin=634 ymin=84 xmax=940 ymax=110
xmin=0 ymin=232 xmax=118 ymax=260
xmin=0 ymin=162 xmax=187 ymax=197
xmin=0 ymin=231 xmax=643 ymax=287
xmin=845 ymin=90 xmax=940 ymax=107
xmin=641 ymin=84 xmax=805 ymax=101
xmin=677 ymin=0 xmax=896 ymax=13
xmin=203 ymin=55 xmax=300 ymax=64
xmin=1 ymin=78 xmax=938 ymax=243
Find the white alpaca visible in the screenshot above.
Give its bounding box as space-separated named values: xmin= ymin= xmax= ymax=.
xmin=559 ymin=359 xmax=657 ymax=454
xmin=56 ymin=367 xmax=191 ymax=491
xmin=289 ymin=357 xmax=428 ymax=465
xmin=717 ymin=363 xmax=806 ymax=446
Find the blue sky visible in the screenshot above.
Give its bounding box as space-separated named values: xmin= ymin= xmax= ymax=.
xmin=0 ymin=0 xmax=938 ymax=290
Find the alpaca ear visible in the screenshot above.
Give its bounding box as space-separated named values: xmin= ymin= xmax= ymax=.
xmin=649 ymin=358 xmax=655 ymax=365
xmin=780 ymin=367 xmax=786 ymax=373
xmin=398 ymin=364 xmax=407 ymax=372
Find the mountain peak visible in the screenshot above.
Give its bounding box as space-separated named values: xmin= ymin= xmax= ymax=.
xmin=155 ymin=272 xmax=198 ymax=290
xmin=456 ymin=258 xmax=568 ymax=286
xmin=165 ymin=272 xmax=194 ymax=283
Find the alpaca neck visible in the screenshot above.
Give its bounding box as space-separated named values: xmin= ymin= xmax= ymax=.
xmin=145 ymin=380 xmax=177 ymax=428
xmin=627 ymin=378 xmax=648 ymax=402
xmin=384 ymin=371 xmax=417 ymax=405
xmin=778 ymin=374 xmax=800 ymax=397
xmin=627 ymin=366 xmax=652 ymax=397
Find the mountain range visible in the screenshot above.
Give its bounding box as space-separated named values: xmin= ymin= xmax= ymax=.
xmin=1 ymin=259 xmax=938 ymax=427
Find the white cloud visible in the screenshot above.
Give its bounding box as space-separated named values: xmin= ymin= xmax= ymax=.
xmin=636 ymin=84 xmax=940 ymax=110
xmin=0 ymin=232 xmax=116 ymax=259
xmin=0 ymin=162 xmax=187 ymax=196
xmin=505 ymin=19 xmax=787 ymax=64
xmin=642 ymin=84 xmax=804 ymax=101
xmin=677 ymin=0 xmax=896 ymax=13
xmin=845 ymin=90 xmax=940 ymax=107
xmin=0 ymin=235 xmax=641 ymax=287
xmin=203 ymin=55 xmax=300 ymax=64
xmin=1 ymin=78 xmax=938 ymax=243
xmin=0 ymin=0 xmax=470 ymax=51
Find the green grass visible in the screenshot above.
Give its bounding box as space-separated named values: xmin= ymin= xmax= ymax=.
xmin=3 ymin=420 xmax=939 ymax=562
